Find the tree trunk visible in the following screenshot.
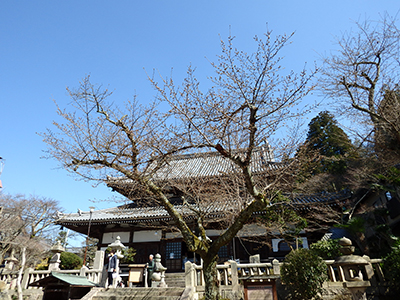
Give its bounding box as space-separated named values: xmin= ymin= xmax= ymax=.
xmin=203 ymin=254 xmax=219 ymax=300
xmin=17 ymin=247 xmax=26 ymax=300
xmin=355 ymin=232 xmax=370 ymax=256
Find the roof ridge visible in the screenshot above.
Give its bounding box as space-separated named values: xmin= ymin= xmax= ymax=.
xmin=157 ymin=146 xmax=269 ymax=161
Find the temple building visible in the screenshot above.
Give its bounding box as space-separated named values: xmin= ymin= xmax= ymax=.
xmin=56 ymin=147 xmax=351 ymax=271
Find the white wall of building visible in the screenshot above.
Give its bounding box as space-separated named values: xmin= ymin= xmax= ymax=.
xmin=102 ymin=232 xmax=130 ymax=244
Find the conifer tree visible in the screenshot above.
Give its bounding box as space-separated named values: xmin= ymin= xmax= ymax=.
xmin=305 ymin=111 xmax=353 ymax=174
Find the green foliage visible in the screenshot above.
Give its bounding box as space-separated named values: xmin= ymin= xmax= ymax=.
xmin=304 ymin=111 xmax=354 ymax=175
xmin=383 ymin=241 xmax=400 ymax=292
xmin=258 ymin=192 xmax=307 ymax=237
xmin=55 ymin=230 xmax=69 ymax=248
xmin=105 ymin=246 xmax=137 ymax=264
xmin=337 ymin=216 xmax=365 ymax=235
xmin=35 ymin=257 xmax=50 ymax=270
xmin=80 ymin=237 xmax=99 ymax=266
xmin=310 ymin=239 xmax=341 ymax=259
xmin=36 ymin=252 xmax=83 ymax=270
xmin=281 ymin=248 xmax=328 ymax=300
xmin=372 ymin=166 xmax=400 ymax=190
xmin=337 ymin=214 xmax=396 ymax=257
xmin=121 ymin=247 xmax=137 ymax=264
xmin=60 ymin=251 xmax=83 ymax=270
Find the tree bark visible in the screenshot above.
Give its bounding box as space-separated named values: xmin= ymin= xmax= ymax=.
xmin=17 ymin=247 xmax=26 ymax=300
xmin=202 ymin=254 xmax=219 ymax=300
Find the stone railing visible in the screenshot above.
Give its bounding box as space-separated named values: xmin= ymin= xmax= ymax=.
xmin=185 ymin=259 xmax=281 ymax=289
xmin=0 ymin=249 xmax=105 ymax=292
xmin=185 ymin=257 xmax=386 ymax=288
xmin=0 ymin=266 xmax=103 ymax=291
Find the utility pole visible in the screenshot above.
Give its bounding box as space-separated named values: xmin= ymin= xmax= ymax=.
xmin=0 ymin=157 xmax=4 ymax=189
xmin=83 ymin=206 xmax=95 ymax=266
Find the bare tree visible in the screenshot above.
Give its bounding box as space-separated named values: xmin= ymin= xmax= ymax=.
xmin=42 ymin=32 xmax=316 ymax=300
xmin=321 ymin=13 xmax=400 ymax=161
xmin=0 ymin=193 xmax=61 ymax=266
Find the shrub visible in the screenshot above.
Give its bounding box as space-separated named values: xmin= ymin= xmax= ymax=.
xmin=35 ymin=257 xmax=50 ymax=270
xmin=105 ymin=247 xmax=137 ymax=264
xmin=60 ymin=252 xmax=83 ymax=270
xmin=310 ymin=239 xmax=341 ymax=259
xmin=122 ymin=247 xmax=137 ymax=264
xmin=383 ymin=242 xmax=400 ymax=293
xmin=281 ymin=248 xmax=328 ymax=300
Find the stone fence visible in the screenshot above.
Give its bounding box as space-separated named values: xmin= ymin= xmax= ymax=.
xmin=186 ymin=258 xmax=384 ymax=286
xmin=0 ymin=252 xmax=389 ymax=300
xmin=0 ymin=266 xmax=104 ymax=291
xmin=0 ymin=249 xmax=105 ymax=292
xmin=186 ymin=259 xmax=281 ymax=288
xmin=184 ymin=256 xmax=388 ymax=299
xmin=0 ymin=256 xmax=386 ymax=290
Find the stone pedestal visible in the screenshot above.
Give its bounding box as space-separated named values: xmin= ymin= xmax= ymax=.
xmin=344 ymin=282 xmax=369 ymax=300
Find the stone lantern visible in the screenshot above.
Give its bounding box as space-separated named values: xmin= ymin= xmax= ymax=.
xmin=108 ymin=236 xmax=126 ymax=259
xmin=48 ymin=241 xmax=65 ymax=271
xmin=4 ymin=249 xmax=18 ymax=271
xmin=107 ymin=236 xmax=126 ymax=287
xmin=333 ymin=237 xmax=370 ymax=300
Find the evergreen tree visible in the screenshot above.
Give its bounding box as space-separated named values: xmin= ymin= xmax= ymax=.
xmin=305 ymin=111 xmax=353 ymax=174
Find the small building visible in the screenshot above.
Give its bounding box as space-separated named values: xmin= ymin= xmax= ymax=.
xmin=29 ymin=272 xmax=96 ymax=300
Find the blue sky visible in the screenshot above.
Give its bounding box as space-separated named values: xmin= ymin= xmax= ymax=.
xmin=0 ymin=1 xmax=399 ymax=217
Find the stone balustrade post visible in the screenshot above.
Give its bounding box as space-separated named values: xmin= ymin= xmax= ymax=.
xmin=93 ymin=251 xmax=104 ymax=270
xmin=228 ymin=260 xmax=239 ymax=289
xmin=80 ymin=266 xmax=88 ymax=277
xmin=91 ymin=250 xmax=105 ymax=284
xmin=185 ymin=261 xmax=195 ymax=287
xmin=21 ymin=267 xmax=33 ymax=289
xmin=272 ymin=259 xmax=280 ymax=275
xmin=144 ymin=267 xmax=148 ymax=288
xmin=249 ymin=254 xmax=260 ymax=275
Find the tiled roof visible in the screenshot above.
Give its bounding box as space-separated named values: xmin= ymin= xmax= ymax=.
xmin=57 ymin=201 xmax=234 ymax=226
xmin=290 ymin=190 xmax=351 ymax=205
xmin=149 ymin=146 xmax=276 ymax=181
xmin=29 ymin=272 xmax=96 ymax=287
xmin=57 ymin=205 xmax=183 ymax=225
xmin=56 ymin=190 xmax=351 ymax=226
xmin=107 ymin=146 xmax=280 ymax=199
xmin=109 ymin=147 xmax=277 ymax=184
